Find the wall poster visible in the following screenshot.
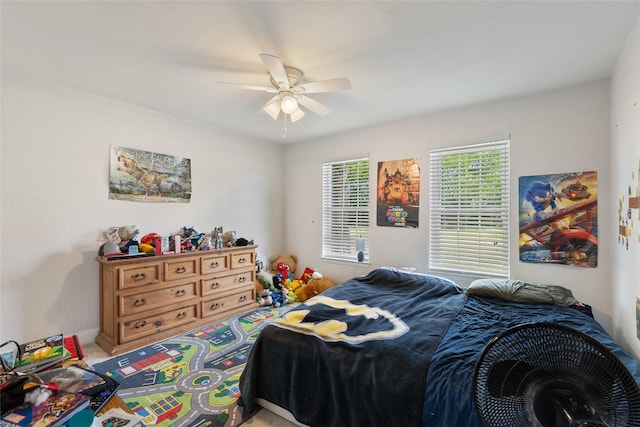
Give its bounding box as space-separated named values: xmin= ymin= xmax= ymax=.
xmin=376 ymin=158 xmax=420 ymax=228
xmin=617 ymin=159 xmax=639 ymax=251
xmin=109 ymin=146 xmax=192 ymax=203
xmin=518 ymin=170 xmax=597 ymax=267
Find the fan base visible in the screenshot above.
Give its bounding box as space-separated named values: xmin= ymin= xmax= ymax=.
xmin=270 ymin=66 xmax=303 ymax=89
xmin=527 ymin=379 xmax=607 ymax=427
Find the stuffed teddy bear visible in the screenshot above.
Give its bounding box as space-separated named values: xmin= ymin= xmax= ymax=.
xmin=296 ymin=272 xmax=335 ymax=302
xmin=118 ymin=225 xmax=140 ymax=243
xmin=106 ymin=225 xmax=140 ymax=251
xmin=269 ymin=254 xmax=298 ymax=276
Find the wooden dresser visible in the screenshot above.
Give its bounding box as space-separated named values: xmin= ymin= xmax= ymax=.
xmin=95 ymin=245 xmax=258 ymax=355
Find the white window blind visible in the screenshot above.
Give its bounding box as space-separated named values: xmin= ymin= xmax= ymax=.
xmin=429 ymin=139 xmax=510 ymax=277
xmin=322 ymin=158 xmax=370 ymax=262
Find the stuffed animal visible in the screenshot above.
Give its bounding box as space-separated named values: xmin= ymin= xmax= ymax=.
xmin=257 ymin=289 xmax=273 ymax=307
xmin=276 ymin=262 xmax=295 ymax=282
xmin=256 ymin=270 xmax=275 ymax=291
xmin=298 ymin=267 xmax=315 ymax=284
xmin=271 ymin=290 xmax=288 ymax=307
xmin=118 ymin=225 xmax=140 ymax=243
xmin=222 ymin=230 xmax=237 ymax=247
xmin=257 ymin=288 xmax=289 ymax=308
xmin=296 ymin=272 xmax=335 ymax=302
xmin=106 ymin=225 xmax=140 ymax=251
xmin=269 ymin=254 xmax=298 ymax=276
xmin=283 ymin=278 xmax=302 ymax=303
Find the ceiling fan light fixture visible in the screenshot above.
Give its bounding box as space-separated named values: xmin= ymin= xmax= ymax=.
xmin=263 ymin=100 xmax=281 ymax=120
xmin=290 ymin=107 xmax=305 ymax=123
xmin=217 ymin=54 xmax=352 ymax=135
xmin=280 ymin=94 xmax=298 ymax=114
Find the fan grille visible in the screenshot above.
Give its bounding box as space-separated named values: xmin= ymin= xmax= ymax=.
xmin=473 ymin=323 xmax=640 ymax=427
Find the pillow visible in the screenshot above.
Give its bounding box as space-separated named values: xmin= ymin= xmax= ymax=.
xmin=467 ymin=278 xmax=577 ymax=307
xmin=379 ymin=267 xmax=463 ymax=291
xmin=380 ymin=266 xmax=457 ymax=284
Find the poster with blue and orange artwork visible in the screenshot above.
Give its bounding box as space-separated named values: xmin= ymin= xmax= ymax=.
xmin=518 ymin=170 xmax=597 ymax=267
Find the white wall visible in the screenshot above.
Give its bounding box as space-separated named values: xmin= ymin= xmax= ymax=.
xmin=286 ymin=80 xmax=615 ymax=333
xmin=2 ymin=40 xmax=637 ymax=359
xmin=611 ymin=16 xmax=640 ymax=359
xmin=0 ymin=73 xmax=285 ymax=345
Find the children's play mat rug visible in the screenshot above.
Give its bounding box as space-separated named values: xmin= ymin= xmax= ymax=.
xmin=92 ymin=306 xmax=292 ymax=427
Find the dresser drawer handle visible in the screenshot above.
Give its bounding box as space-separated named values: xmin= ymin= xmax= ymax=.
xmin=238 ymin=257 xmax=247 ymax=264
xmin=239 ymin=295 xmax=247 ymax=302
xmin=135 ymin=320 xmax=147 ymax=329
xmin=238 ymin=276 xmax=247 ymax=283
xmin=210 ymin=261 xmax=220 ymax=268
xmin=210 ymin=302 xmax=222 ymax=311
xmin=210 ymin=282 xmax=220 ymax=290
xmin=134 ymin=298 xmax=147 ymax=306
xmin=154 ymin=320 xmax=163 ymax=327
xmin=176 ymin=266 xmax=187 ymax=274
xmin=132 ymin=273 xmax=147 ymax=281
xmin=177 ymin=311 xmax=187 ymax=320
xmin=176 ymin=289 xmax=186 ymax=297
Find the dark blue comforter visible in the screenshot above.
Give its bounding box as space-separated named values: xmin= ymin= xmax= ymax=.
xmin=239 ymin=268 xmax=640 ymax=427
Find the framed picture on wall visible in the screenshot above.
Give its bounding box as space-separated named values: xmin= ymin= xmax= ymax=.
xmin=108 ymin=146 xmax=192 ymax=203
xmin=518 ymin=170 xmax=597 ymax=267
xmin=376 ymin=158 xmax=420 ymax=228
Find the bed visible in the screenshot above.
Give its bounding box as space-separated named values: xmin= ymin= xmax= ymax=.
xmin=239 ymin=268 xmax=640 ymax=427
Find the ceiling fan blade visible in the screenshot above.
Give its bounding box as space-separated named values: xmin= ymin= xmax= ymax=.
xmin=259 ymin=53 xmax=290 ymax=90
xmin=295 ymin=77 xmax=351 ymax=94
xmin=217 ymin=82 xmax=277 ymax=93
xmin=297 ymin=95 xmax=332 ymax=116
xmin=290 ymin=108 xmax=305 ymax=123
xmin=261 ymin=95 xmax=281 ymax=120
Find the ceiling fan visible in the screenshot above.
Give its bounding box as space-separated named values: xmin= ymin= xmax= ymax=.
xmin=217 ymin=54 xmax=351 ymax=126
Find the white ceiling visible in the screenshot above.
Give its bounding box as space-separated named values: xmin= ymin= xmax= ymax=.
xmin=2 ymin=1 xmax=639 ymax=144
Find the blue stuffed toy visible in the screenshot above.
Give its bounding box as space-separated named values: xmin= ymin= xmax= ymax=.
xmin=257 ymin=288 xmax=288 ymax=308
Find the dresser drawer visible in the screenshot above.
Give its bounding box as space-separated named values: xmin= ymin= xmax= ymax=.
xmin=119 ymin=280 xmax=198 ymax=316
xmin=164 ymin=258 xmax=198 ymax=281
xmin=201 ymin=271 xmax=253 ymax=297
xmin=96 ymin=245 xmax=258 ymax=355
xmin=201 ymin=288 xmax=254 ymax=318
xmin=201 ymin=254 xmax=228 ymax=275
xmin=230 ymin=251 xmax=254 ymax=270
xmin=118 ymin=264 xmax=161 ymax=290
xmin=119 ymin=304 xmax=197 ymax=344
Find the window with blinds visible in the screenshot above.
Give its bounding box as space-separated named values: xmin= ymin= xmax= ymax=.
xmin=322 ymin=158 xmax=370 ymax=262
xmin=429 ymin=139 xmax=510 ymax=276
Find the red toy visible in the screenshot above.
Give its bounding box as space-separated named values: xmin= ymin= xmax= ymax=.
xmin=298 ymin=267 xmax=315 ymax=284
xmin=276 ymin=262 xmax=294 ymax=282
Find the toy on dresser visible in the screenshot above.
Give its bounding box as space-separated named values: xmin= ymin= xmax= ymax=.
xmin=98 ymin=225 xmax=140 ymax=257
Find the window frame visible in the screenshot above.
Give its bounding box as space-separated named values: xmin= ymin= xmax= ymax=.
xmin=429 ymin=138 xmax=510 ymax=277
xmin=322 ymin=157 xmax=370 ymax=263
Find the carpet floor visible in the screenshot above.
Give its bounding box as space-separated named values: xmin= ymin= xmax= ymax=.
xmin=91 ymin=306 xmax=295 ymax=427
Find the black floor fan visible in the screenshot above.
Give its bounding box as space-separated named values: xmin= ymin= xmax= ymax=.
xmin=473 ymin=323 xmax=640 ymax=427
